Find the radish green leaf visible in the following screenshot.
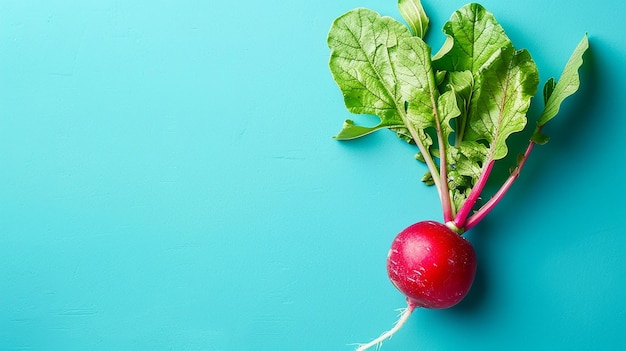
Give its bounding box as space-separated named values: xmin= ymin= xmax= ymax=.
xmin=433 ymin=4 xmax=511 ymax=74
xmin=328 ymin=9 xmax=413 ymax=142
xmin=398 ymin=0 xmax=430 ymax=38
xmin=466 ymin=46 xmax=539 ymax=161
xmin=537 ymin=34 xmax=589 ymax=127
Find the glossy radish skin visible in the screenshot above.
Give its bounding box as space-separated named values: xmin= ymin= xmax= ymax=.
xmin=387 ymin=221 xmax=477 ymax=309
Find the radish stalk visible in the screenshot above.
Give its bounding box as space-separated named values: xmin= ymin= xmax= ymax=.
xmin=453 ymin=159 xmax=495 ymax=229
xmin=432 ymin=96 xmax=454 ymax=223
xmin=465 ymin=134 xmax=538 ymax=231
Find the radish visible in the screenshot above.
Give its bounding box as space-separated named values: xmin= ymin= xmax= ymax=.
xmin=356 ymin=222 xmax=476 ymax=350
xmin=327 ymin=0 xmax=589 ymax=349
xmin=387 ymin=221 xmax=476 ymax=310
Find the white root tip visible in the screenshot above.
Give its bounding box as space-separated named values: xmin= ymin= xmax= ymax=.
xmin=353 ymin=304 xmax=416 ymax=351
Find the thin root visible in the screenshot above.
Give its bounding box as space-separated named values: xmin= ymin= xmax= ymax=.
xmin=353 ymin=302 xmax=417 ymax=351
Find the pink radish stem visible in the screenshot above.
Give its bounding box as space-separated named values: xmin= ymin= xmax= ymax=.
xmin=465 ymin=137 xmax=538 ymax=231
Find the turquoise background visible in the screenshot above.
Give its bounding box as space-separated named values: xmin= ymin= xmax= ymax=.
xmin=1 ymin=0 xmax=624 ymax=350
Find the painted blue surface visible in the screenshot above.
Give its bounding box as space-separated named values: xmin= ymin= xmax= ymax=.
xmin=0 ymin=1 xmax=624 ymax=350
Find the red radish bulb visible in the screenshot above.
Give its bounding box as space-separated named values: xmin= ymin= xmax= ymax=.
xmin=355 ymin=221 xmax=478 ymax=351
xmin=387 ymin=221 xmax=477 ymax=309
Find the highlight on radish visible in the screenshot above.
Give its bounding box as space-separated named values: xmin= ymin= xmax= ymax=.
xmin=327 ymin=0 xmax=589 ymax=349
